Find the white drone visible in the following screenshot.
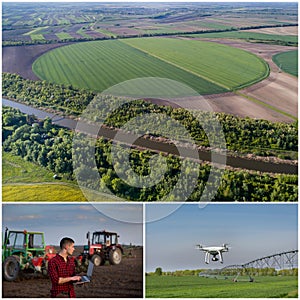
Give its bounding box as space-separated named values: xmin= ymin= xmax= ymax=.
xmin=196 ymin=243 xmax=230 ymax=264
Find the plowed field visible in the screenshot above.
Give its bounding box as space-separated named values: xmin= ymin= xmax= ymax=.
xmin=2 ymin=247 xmax=143 ymax=298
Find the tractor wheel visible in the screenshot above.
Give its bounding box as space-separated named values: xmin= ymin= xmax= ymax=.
xmin=3 ymin=256 xmax=20 ymax=281
xmin=91 ymin=254 xmax=102 ymax=267
xmin=109 ymin=248 xmax=122 ymax=265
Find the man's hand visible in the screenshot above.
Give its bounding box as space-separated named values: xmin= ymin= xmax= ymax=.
xmin=58 ymin=275 xmax=81 ymax=284
xmin=71 ymin=276 xmax=82 ymax=282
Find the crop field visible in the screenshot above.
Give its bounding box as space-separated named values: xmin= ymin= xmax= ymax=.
xmin=189 ymin=31 xmax=298 ymax=45
xmin=32 ymin=38 xmax=268 ymax=95
xmin=146 ymin=275 xmax=298 ymax=298
xmin=55 ymin=32 xmax=73 ymax=40
xmin=124 ymin=38 xmax=269 ymax=90
xmin=2 ymin=152 xmax=121 ymax=202
xmin=273 ymin=50 xmax=298 ymax=77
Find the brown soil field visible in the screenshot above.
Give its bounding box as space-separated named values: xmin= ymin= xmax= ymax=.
xmin=2 ymin=247 xmax=143 ymax=298
xmin=244 ymin=26 xmax=298 ymax=36
xmin=2 ymin=43 xmax=69 ymax=80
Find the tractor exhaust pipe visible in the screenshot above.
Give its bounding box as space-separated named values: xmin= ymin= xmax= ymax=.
xmin=87 ymin=231 xmax=90 ymax=249
xmin=4 ymin=227 xmax=8 ymax=244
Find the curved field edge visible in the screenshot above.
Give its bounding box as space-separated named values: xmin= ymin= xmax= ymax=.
xmin=272 ymin=50 xmax=298 ymax=77
xmin=122 ymin=37 xmax=270 ymax=91
xmin=32 ymin=38 xmax=269 ymax=95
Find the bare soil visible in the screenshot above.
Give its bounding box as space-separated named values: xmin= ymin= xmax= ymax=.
xmin=2 ymin=247 xmax=143 ymax=298
xmin=2 ymin=43 xmax=70 ymax=80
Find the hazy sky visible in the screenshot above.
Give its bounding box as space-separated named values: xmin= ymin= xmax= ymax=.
xmin=3 ymin=203 xmax=143 ymax=246
xmin=146 ymin=203 xmax=298 ymax=272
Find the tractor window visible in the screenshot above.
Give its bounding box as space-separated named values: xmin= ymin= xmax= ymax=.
xmin=29 ymin=234 xmax=44 ymax=249
xmin=10 ymin=232 xmax=25 ymax=249
xmin=111 ymin=235 xmax=117 ymax=245
xmin=93 ymin=233 xmax=105 ymax=244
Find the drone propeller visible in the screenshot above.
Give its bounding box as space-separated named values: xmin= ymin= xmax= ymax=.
xmin=222 ymin=243 xmax=231 ymax=250
xmin=195 ymin=244 xmax=203 ymax=249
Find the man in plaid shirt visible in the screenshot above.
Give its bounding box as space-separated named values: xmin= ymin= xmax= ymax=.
xmin=48 ymin=237 xmax=81 ymax=297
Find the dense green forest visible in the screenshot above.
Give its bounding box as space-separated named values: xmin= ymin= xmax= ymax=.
xmin=2 ymin=73 xmax=95 ymax=115
xmin=2 ymin=106 xmax=297 ymax=201
xmin=3 ymin=73 xmax=297 ymax=159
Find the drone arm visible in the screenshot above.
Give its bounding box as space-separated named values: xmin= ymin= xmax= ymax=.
xmin=205 ymin=252 xmax=210 ymax=264
xmin=218 ymin=251 xmax=223 ymax=263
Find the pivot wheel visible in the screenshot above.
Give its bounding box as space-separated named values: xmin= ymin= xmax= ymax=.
xmin=3 ymin=256 xmax=20 ymax=281
xmin=109 ymin=248 xmax=122 ymax=265
xmin=91 ymin=254 xmax=102 ymax=267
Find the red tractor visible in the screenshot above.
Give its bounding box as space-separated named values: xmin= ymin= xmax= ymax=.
xmin=2 ymin=228 xmax=56 ymax=281
xmin=82 ymin=230 xmax=123 ymax=266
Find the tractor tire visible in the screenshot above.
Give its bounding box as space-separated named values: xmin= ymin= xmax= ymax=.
xmin=91 ymin=254 xmax=102 ymax=267
xmin=109 ymin=248 xmax=122 ymax=265
xmin=3 ymin=256 xmax=20 ymax=281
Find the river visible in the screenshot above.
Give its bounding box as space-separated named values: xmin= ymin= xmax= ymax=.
xmin=2 ymin=98 xmax=297 ymax=175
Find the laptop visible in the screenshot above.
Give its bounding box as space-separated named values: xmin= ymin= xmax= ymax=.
xmin=75 ymin=261 xmax=94 ymax=284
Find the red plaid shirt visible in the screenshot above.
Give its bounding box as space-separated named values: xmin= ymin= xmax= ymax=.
xmin=48 ymin=254 xmax=76 ymax=298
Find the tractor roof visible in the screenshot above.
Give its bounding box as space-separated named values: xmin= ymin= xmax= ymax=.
xmin=93 ymin=230 xmax=118 ymax=235
xmin=8 ymin=230 xmax=44 ymax=235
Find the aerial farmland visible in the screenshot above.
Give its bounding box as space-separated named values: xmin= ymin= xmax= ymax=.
xmin=2 ymin=2 xmax=298 ymax=202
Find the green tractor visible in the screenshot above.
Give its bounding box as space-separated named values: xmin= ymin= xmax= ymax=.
xmin=2 ymin=228 xmax=56 ymax=281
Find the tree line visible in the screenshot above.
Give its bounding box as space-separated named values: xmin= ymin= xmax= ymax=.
xmin=3 ymin=73 xmax=95 ymax=115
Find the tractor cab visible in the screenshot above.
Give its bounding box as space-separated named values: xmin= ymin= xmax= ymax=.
xmin=3 ymin=228 xmax=45 ymax=260
xmin=92 ymin=231 xmax=119 ymax=248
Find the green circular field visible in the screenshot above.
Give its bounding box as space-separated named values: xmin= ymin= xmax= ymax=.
xmin=32 ymin=38 xmax=269 ymax=95
xmin=272 ymin=50 xmax=298 ymax=77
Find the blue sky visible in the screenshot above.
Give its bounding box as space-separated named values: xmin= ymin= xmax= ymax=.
xmin=146 ymin=204 xmax=298 ymax=272
xmin=2 ymin=204 xmax=143 ymax=246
